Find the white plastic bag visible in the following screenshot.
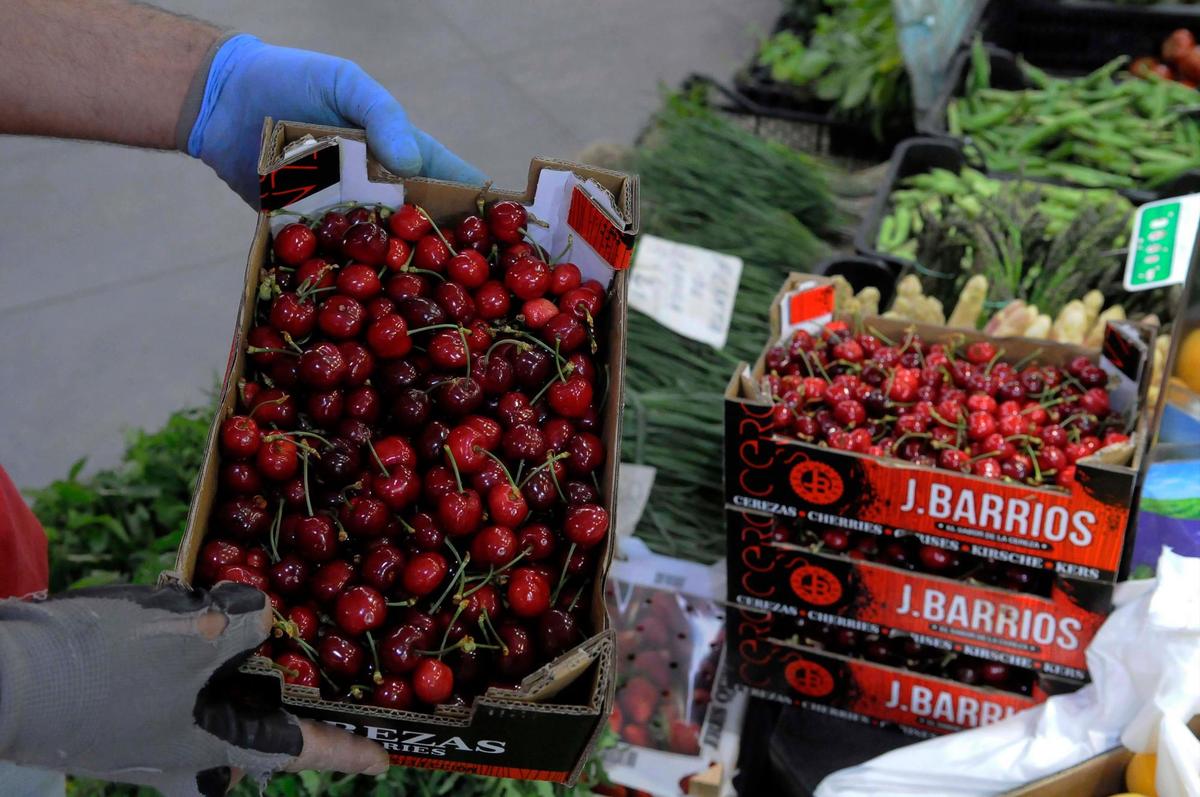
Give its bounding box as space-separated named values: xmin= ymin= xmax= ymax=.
xmin=816 ymin=548 xmax=1200 ymax=797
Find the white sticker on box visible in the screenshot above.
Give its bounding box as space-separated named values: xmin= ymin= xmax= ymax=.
xmin=615 ymin=462 xmax=656 ymax=542
xmin=628 ymin=235 xmax=743 ymax=350
xmin=1124 ymin=193 xmax=1200 ymax=292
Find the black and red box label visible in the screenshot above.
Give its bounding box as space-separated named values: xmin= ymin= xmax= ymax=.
xmin=727 ymin=509 xmax=1106 ymax=680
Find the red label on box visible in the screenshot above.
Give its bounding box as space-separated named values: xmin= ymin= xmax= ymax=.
xmin=568 ymin=186 xmax=632 ymax=270
xmin=785 ymin=285 xmax=835 ymax=326
xmin=387 ymin=756 xmax=569 ymax=782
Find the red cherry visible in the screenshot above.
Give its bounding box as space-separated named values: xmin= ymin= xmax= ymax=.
xmin=413 ymin=658 xmax=454 ymax=705
xmin=198 ymin=540 xmax=244 ymax=583
xmin=383 ymin=237 xmax=413 ymax=271
xmin=220 ymin=415 xmax=261 ymax=459
xmin=470 ymin=525 xmax=518 ymax=566
xmin=373 ymin=676 xmax=414 ymax=710
xmin=293 ymin=516 xmax=338 ymax=563
xmin=342 ymin=222 xmax=389 ymax=266
xmin=474 ymin=280 xmax=511 ymax=320
xmin=486 ymin=200 xmax=527 ymax=243
xmin=256 ymin=437 xmax=300 ymax=481
xmin=548 ymin=375 xmax=593 ymax=418
xmin=507 ymin=567 xmax=551 ymax=618
xmin=317 ymin=295 xmax=365 ymax=340
xmin=446 ymin=249 xmax=490 ymax=288
xmin=402 ymin=551 xmax=448 ymax=597
xmin=319 ymin=631 xmax=364 ymax=679
xmin=269 ymin=555 xmax=310 ymax=596
xmin=336 ymin=264 xmax=382 ymax=300
xmin=366 ymin=314 xmax=412 ymax=359
xmin=522 ymin=298 xmax=559 ymax=330
xmin=299 ymin=342 xmax=348 ymax=389
xmin=967 ymin=411 xmax=997 ymax=441
xmin=541 ymin=313 xmax=587 ymax=354
xmin=387 ymin=272 xmax=430 ymax=301
xmin=296 ymin=257 xmax=337 ymax=293
xmin=559 ymin=287 xmax=602 ymax=321
xmin=315 ymin=212 xmax=351 ymax=251
xmin=566 ymin=432 xmax=604 ymax=475
xmin=833 ymin=399 xmax=866 ymax=428
xmin=276 ymin=652 xmax=320 ymax=687
xmin=381 ymin=625 xmax=426 ymax=674
xmin=414 ymin=235 xmax=452 ymax=272
xmin=564 ymin=503 xmax=609 ymax=548
xmin=217 ymin=563 xmax=269 ymax=591
xmin=335 ymin=585 xmax=387 ymax=636
xmin=388 ymin=204 xmax=432 ymax=242
xmin=305 ymin=390 xmax=344 ymax=427
xmin=505 ymin=257 xmax=550 ymax=300
xmin=339 ymin=496 xmax=390 ymax=538
xmin=445 ymin=426 xmax=486 ymax=474
xmin=361 ymin=543 xmax=406 ymax=593
xmin=273 ymin=223 xmax=317 ymax=266
xmin=549 ymin=263 xmax=582 ymax=295
xmin=372 ymin=436 xmax=417 ymax=470
xmin=437 ymin=489 xmax=483 ymax=537
xmin=435 ymin=282 xmax=477 ymax=325
xmin=309 ymin=559 xmax=355 ymax=602
xmin=269 ymin=293 xmax=316 ymax=338
xmin=488 ymin=483 xmax=530 ymax=527
xmin=518 ymin=524 xmax=556 ymax=560
xmin=374 ymin=466 xmax=421 ymax=511
xmin=918 ymin=545 xmax=953 ymax=571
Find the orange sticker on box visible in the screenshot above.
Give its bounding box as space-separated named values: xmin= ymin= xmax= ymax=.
xmin=567 ymin=186 xmax=632 ymax=270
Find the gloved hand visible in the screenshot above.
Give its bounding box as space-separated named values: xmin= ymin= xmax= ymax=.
xmin=0 ymin=582 xmax=388 ymax=797
xmin=179 ymin=33 xmax=487 ymax=206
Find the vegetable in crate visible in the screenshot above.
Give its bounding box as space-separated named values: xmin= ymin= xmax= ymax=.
xmin=1131 ymin=28 xmax=1200 ymax=87
xmin=199 ymin=200 xmax=612 ymax=711
xmin=762 ymin=319 xmax=1131 ymax=488
xmin=756 ymin=0 xmax=910 ymax=138
xmin=622 ymin=93 xmax=844 ymax=563
xmin=875 ymin=166 xmax=1173 ymax=327
xmin=950 ymin=39 xmax=1200 ymax=190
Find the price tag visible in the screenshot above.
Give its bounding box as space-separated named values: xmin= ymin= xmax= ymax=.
xmin=628 ymin=235 xmax=743 ymax=350
xmin=1124 ymin=193 xmax=1200 ymax=292
xmin=779 ymin=281 xmax=835 ymax=342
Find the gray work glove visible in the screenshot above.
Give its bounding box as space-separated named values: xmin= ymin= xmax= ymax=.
xmin=0 ymin=582 xmax=388 ymax=796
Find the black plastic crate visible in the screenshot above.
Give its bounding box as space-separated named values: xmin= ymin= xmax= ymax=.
xmin=980 ymin=0 xmax=1200 ymax=76
xmin=853 ymin=136 xmax=970 ymax=278
xmin=815 ymin=254 xmax=899 ymax=310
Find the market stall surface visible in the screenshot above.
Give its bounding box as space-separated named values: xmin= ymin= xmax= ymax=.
xmin=0 ymin=0 xmax=776 ymax=490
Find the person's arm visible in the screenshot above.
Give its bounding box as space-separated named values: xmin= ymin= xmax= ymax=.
xmin=0 ymin=0 xmax=218 ymax=149
xmin=0 ymin=0 xmax=486 ymax=206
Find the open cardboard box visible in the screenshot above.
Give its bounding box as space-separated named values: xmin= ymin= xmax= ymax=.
xmin=726 ymin=507 xmax=1109 ymax=683
xmin=724 ymin=274 xmax=1156 ymax=587
xmin=1005 ymin=717 xmax=1200 ymax=796
xmin=163 ymin=120 xmax=638 ymax=784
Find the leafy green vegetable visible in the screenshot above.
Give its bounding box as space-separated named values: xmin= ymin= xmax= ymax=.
xmin=755 ymin=0 xmax=910 ymax=139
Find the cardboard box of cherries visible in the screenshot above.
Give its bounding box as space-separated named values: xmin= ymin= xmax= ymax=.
xmin=165 ymin=121 xmax=638 ymax=784
xmin=724 ymin=274 xmax=1154 ymax=735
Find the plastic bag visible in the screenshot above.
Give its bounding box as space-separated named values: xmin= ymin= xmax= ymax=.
xmin=815 ymin=548 xmax=1200 ymax=797
xmin=602 ymin=537 xmax=747 ymax=797
xmin=893 ymin=0 xmax=984 ymax=112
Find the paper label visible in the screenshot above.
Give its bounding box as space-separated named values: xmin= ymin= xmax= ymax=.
xmin=615 ymin=462 xmax=656 ymax=542
xmin=628 ymin=234 xmax=744 ymax=350
xmin=779 ymin=283 xmax=835 ymax=342
xmin=1124 ymin=193 xmax=1200 ymax=292
xmin=567 ymin=186 xmax=633 ymax=270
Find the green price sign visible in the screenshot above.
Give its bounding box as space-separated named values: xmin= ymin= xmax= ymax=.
xmin=1124 ymin=194 xmax=1199 ymax=292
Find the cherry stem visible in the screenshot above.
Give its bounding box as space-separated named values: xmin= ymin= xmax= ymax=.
xmin=485 ymin=338 xmax=529 ymax=360
xmin=929 ymin=409 xmax=963 ymax=429
xmin=529 ymin=362 xmax=575 ymax=405
xmin=442 ymin=445 xmax=465 ymax=492
xmin=431 ymin=552 xmax=471 ymax=615
xmin=407 ymin=322 xmax=462 ymax=336
xmin=301 ymin=452 xmax=314 ymax=516
xmin=518 ymin=228 xmax=550 ymax=261
xmin=364 ymin=439 xmax=390 ymax=477
xmin=551 ymin=542 xmax=576 ymax=605
xmin=477 ymin=447 xmax=518 ymax=491
xmin=437 ymin=601 xmax=468 ymax=657
xmin=284 ymin=429 xmax=334 ymax=448
xmin=567 ymin=585 xmax=584 ymax=613
xmin=462 ymin=566 xmax=494 ymax=596
xmin=479 ymin=607 xmax=507 ymax=655
xmin=1012 ymin=348 xmax=1043 ymax=372
xmin=1027 ymin=445 xmax=1043 ymax=483
xmin=867 ymin=326 xmax=895 ymax=347
xmin=458 ymin=325 xmax=472 ymax=380
xmin=969 ymin=450 xmax=1002 ymax=463
xmin=500 ymin=326 xmax=570 ymax=366
xmin=984 ymin=348 xmax=1006 ymax=377
xmin=550 ymin=233 xmax=574 ymax=265
xmin=553 ymin=339 xmax=567 ymax=382
xmin=417 ymin=207 xmax=458 ymax=256
xmin=247 ymin=346 xmax=299 ymax=357
xmin=269 ymin=500 xmax=284 ymax=563
xmin=386 ymin=599 xmax=415 ymax=607
xmin=365 ymin=631 xmax=384 ymax=684
xmin=443 ymin=536 xmax=463 ymax=565
xmin=893 ymin=432 xmax=931 ymax=450
xmin=519 ymin=452 xmax=570 ymax=488
xmin=279 ymin=332 xmax=306 ymax=354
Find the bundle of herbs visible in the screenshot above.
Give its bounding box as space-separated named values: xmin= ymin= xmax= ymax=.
xmin=625 ymin=92 xmax=851 ymax=561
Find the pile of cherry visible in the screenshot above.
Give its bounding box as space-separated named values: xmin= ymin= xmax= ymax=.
xmin=769 ymin=519 xmax=1054 ymax=597
xmin=764 ymin=322 xmax=1128 ymax=488
xmin=794 ymin=620 xmax=1036 ymax=696
xmin=197 ymin=198 xmax=612 ymax=711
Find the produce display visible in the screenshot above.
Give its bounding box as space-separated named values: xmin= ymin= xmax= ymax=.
xmin=762 ymin=320 xmax=1128 ymax=488
xmin=1132 ymin=28 xmax=1200 ymax=87
xmin=754 ymin=0 xmax=909 ymax=137
xmin=196 ymin=200 xmax=612 ymax=710
xmin=948 ymin=41 xmax=1200 ymax=190
xmin=624 ymin=93 xmax=848 ymax=562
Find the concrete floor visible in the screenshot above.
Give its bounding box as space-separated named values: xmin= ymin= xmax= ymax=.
xmin=0 ymin=0 xmax=778 ymax=491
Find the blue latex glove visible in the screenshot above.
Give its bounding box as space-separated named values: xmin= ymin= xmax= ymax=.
xmin=183 ymin=34 xmax=487 ymax=206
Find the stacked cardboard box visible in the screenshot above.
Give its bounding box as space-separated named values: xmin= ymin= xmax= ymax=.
xmin=723 ymin=274 xmax=1154 ymax=736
